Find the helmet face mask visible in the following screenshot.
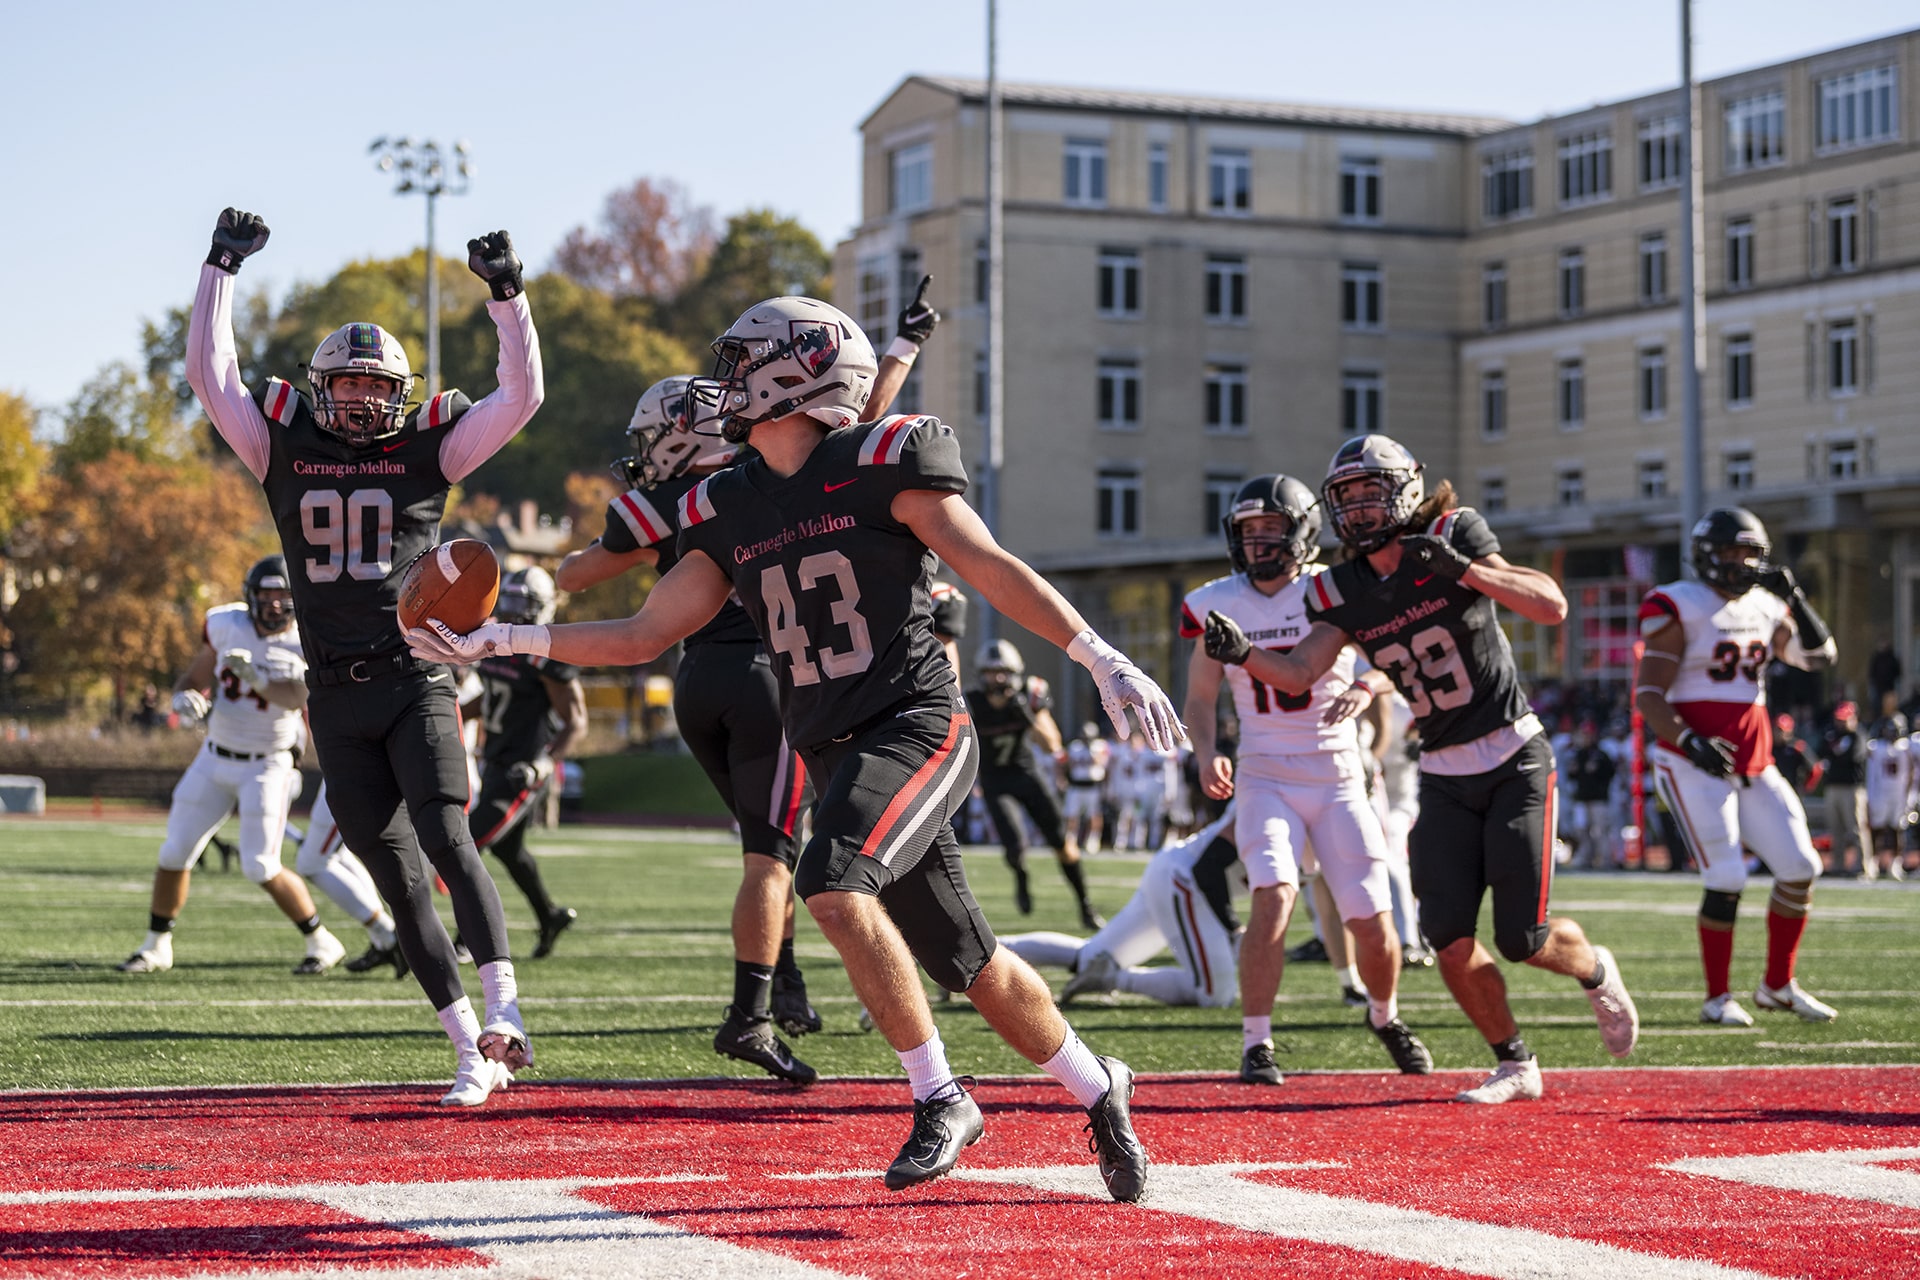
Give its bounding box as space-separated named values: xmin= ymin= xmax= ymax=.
xmin=245 ymin=556 xmax=294 ymax=634
xmin=611 ymin=376 xmax=737 ymax=489
xmin=685 ymin=298 xmax=877 ymax=444
xmin=308 ymin=323 xmax=415 ymax=447
xmin=1321 ymin=435 xmax=1425 ymax=555
xmin=1223 ymin=474 xmax=1321 ymax=583
xmin=495 ymin=566 xmax=557 ymax=626
xmin=1690 ymin=507 xmax=1771 ymax=594
xmin=975 ymin=639 xmax=1025 ymax=697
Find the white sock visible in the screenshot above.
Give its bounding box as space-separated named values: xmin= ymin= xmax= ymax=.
xmin=1041 ymin=1027 xmax=1113 ymax=1109
xmin=437 ymin=997 xmax=482 ymax=1054
xmin=1243 ymin=1016 xmax=1273 ymax=1052
xmin=478 ymin=959 xmax=518 ymax=1018
xmin=1368 ymin=995 xmax=1399 ymax=1028
xmin=897 ymin=1029 xmax=956 ymax=1103
xmin=1336 ymin=964 xmax=1359 ymax=991
xmin=366 ymin=912 xmax=396 ymax=950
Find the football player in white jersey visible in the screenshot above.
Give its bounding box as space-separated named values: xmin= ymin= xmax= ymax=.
xmin=1635 ymin=508 xmax=1838 ymax=1027
xmin=1180 ymin=475 xmax=1431 ymax=1082
xmin=1061 ymin=728 xmax=1109 ymax=851
xmin=119 ymin=558 xmax=347 ymax=975
xmin=1864 ymin=719 xmax=1913 ymax=882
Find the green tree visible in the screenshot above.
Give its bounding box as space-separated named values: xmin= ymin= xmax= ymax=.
xmin=0 ymin=390 xmax=46 ymax=540
xmin=670 ymin=209 xmax=832 ymax=350
xmin=54 ymin=363 xmax=198 ymax=477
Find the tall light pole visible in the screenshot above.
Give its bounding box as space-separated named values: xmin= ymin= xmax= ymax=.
xmin=979 ymin=0 xmax=1005 ymax=643
xmin=1677 ymin=1 xmax=1707 ymax=568
xmin=369 ymin=137 xmax=472 ymax=399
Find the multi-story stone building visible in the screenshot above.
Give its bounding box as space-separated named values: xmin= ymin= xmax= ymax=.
xmin=838 ymin=30 xmax=1920 ymax=726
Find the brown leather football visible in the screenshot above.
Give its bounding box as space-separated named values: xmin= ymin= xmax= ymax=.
xmin=397 ymin=539 xmax=500 ymax=633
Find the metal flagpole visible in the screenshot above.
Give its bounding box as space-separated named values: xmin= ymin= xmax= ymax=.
xmin=1678 ymin=0 xmax=1707 ymax=570
xmin=980 ymin=0 xmax=1005 ymax=644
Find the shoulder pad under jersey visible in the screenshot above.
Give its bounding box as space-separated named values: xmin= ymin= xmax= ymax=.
xmin=413 ymin=390 xmax=472 ymax=431
xmin=857 ymin=414 xmax=943 ymax=466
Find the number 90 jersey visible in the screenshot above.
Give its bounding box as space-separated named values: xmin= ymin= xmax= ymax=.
xmin=1640 ymin=578 xmax=1789 ymax=776
xmin=1180 ymin=568 xmax=1358 ymax=757
xmin=675 ymin=415 xmax=967 ymax=753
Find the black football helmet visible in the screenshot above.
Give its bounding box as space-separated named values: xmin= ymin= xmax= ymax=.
xmin=244 ymin=555 xmax=294 ymax=634
xmin=1690 ymin=507 xmax=1771 ymax=594
xmin=496 ymin=567 xmax=557 ymax=626
xmin=1224 ymin=474 xmax=1321 ymax=583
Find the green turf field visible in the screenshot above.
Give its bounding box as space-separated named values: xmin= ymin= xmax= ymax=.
xmin=2 ymin=817 xmax=1915 ymax=1092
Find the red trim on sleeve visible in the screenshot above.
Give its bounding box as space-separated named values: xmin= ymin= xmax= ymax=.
xmin=1638 ymin=591 xmax=1679 ymax=623
xmin=1178 ymin=602 xmax=1203 ymax=638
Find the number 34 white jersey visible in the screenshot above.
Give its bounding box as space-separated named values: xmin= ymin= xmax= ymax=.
xmin=202 ymin=603 xmax=307 ymax=756
xmin=1181 ymin=568 xmax=1359 ymax=758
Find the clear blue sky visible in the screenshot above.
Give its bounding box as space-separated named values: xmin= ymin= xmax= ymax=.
xmin=3 ymin=0 xmax=1912 ymax=415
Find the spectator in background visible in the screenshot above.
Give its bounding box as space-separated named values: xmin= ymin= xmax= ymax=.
xmin=1868 ymin=640 xmax=1902 ymax=711
xmin=131 ymin=684 xmax=165 ymax=733
xmin=1565 ymin=722 xmax=1616 ymax=869
xmin=1771 ymin=715 xmax=1823 ymax=797
xmin=1819 ymin=701 xmax=1870 ymax=877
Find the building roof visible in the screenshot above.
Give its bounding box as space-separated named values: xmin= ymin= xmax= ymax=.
xmin=877 ymin=75 xmax=1512 ymax=137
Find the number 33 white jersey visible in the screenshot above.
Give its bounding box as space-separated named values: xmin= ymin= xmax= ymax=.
xmin=1640 ymin=579 xmax=1788 ymax=776
xmin=202 ymin=603 xmax=307 ymax=756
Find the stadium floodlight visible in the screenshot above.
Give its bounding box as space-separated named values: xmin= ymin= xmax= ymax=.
xmin=368 ymin=137 xmax=474 ymax=399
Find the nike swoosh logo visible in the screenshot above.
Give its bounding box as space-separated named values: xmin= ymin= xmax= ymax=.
xmin=1516 ymin=762 xmax=1539 ymax=772
xmin=1414 ymin=575 xmax=1434 ymax=587
xmin=382 ymin=438 xmax=410 ymax=453
xmin=824 ymin=479 xmax=857 ymax=492
xmin=425 ymin=672 xmax=450 ymax=683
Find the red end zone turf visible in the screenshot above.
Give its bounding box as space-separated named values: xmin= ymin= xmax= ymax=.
xmin=1 ymin=1067 xmax=1915 ymax=1279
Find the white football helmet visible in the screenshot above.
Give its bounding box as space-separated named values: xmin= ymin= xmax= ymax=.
xmin=685 ymin=297 xmax=877 ymax=443
xmin=496 ymin=566 xmax=556 ymax=626
xmin=613 ymin=375 xmax=738 ymax=489
xmin=308 ymin=323 xmax=415 ymax=446
xmin=976 ymin=639 xmax=1025 ymax=695
xmin=1321 ymin=434 xmax=1426 ymax=554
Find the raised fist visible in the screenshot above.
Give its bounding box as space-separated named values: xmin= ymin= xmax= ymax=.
xmin=207 ymin=208 xmax=270 ymax=274
xmin=1203 ymin=610 xmax=1252 ymax=666
xmin=1756 ymin=563 xmax=1800 ymax=600
xmin=467 ymin=230 xmax=524 ymax=301
xmin=896 ymin=275 xmax=940 ymax=345
xmin=1398 ymin=533 xmax=1473 ymax=583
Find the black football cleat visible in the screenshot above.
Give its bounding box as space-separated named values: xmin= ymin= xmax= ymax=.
xmin=210 ymin=835 xmax=238 ymax=874
xmin=1240 ymin=1042 xmax=1284 ymax=1085
xmin=1013 ymin=868 xmax=1034 ymax=915
xmin=345 ymin=942 xmax=409 ymax=981
xmin=771 ymin=969 xmax=823 ymax=1036
xmin=1367 ymin=1015 xmax=1435 ymax=1075
xmin=714 ymin=1006 xmax=817 ymax=1084
xmin=1340 ymin=983 xmax=1368 ymax=1008
xmin=884 ymin=1079 xmax=983 ymax=1190
xmin=533 ymin=906 xmax=577 ymax=960
xmin=1285 ymin=936 xmax=1329 ymax=964
xmin=1078 ymin=902 xmax=1107 ymax=932
xmin=1084 ymin=1056 xmax=1148 ymax=1203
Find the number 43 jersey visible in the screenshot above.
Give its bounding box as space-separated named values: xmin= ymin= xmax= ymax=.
xmin=676 ymin=414 xmax=967 ymax=753
xmin=1640 ymin=578 xmax=1789 ymax=775
xmin=1180 ymin=569 xmax=1359 ymax=757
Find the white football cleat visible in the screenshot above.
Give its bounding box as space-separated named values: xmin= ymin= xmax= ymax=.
xmin=1061 ymin=950 xmax=1121 ymax=1004
xmin=1455 ymin=1057 xmax=1543 ymax=1104
xmin=1700 ymin=993 xmax=1755 ymax=1027
xmin=1584 ymin=945 xmax=1639 ymax=1058
xmin=478 ymin=1002 xmax=533 ymax=1070
xmin=440 ymin=1056 xmax=512 ymax=1107
xmin=1754 ymin=978 xmax=1837 ymax=1023
xmin=292 ymin=928 xmax=347 ymax=976
xmin=118 ymin=940 xmax=173 ymax=974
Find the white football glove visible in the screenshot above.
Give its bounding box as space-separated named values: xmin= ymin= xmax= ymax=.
xmin=221 ymin=649 xmax=265 ymax=694
xmin=403 ymin=620 xmax=552 ymax=665
xmin=172 ymin=689 xmax=210 ymax=722
xmin=1067 ymin=629 xmax=1185 ymax=752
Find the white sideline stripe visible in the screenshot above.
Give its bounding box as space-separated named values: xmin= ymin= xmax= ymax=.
xmin=1757 ymin=1040 xmax=1916 ymax=1050
xmin=960 ymin=1162 xmax=1779 ymax=1280
xmin=1666 ymin=1146 xmax=1920 ymax=1210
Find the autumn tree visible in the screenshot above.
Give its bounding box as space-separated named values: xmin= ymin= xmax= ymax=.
xmin=670 ymin=209 xmax=833 ymax=347
xmin=552 ymin=178 xmax=717 ymax=303
xmin=0 ymin=390 xmax=45 ymax=540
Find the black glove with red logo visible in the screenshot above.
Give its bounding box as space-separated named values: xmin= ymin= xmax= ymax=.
xmin=1398 ymin=534 xmax=1472 ymax=583
xmin=207 ymin=208 xmax=270 ymax=274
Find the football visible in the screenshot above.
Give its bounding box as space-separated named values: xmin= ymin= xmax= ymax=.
xmin=397 ymin=539 xmax=500 ymax=634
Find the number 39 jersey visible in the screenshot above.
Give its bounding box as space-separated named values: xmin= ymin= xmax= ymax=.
xmin=676 ymin=414 xmax=967 ymax=753
xmin=255 ymin=379 xmax=469 ymax=671
xmin=202 ymin=603 xmax=307 ymax=755
xmin=1304 ymin=507 xmax=1530 ymax=753
xmin=1640 ymin=578 xmax=1788 ymax=776
xmin=1180 ymin=569 xmax=1359 ymax=757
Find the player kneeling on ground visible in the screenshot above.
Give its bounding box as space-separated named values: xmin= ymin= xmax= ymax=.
xmin=408 ymin=295 xmax=1174 ymax=1201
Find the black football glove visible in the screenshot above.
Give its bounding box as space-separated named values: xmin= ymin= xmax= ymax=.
xmin=1678 ymin=730 xmax=1737 ymax=779
xmin=1203 ymin=610 xmax=1252 ymax=666
xmin=467 ymin=230 xmax=524 ymax=301
xmin=1398 ymin=533 xmax=1473 ymax=583
xmin=896 ymin=274 xmax=940 ymax=345
xmin=207 ymin=208 xmax=270 ymax=274
xmin=1755 ymin=563 xmax=1800 ymax=600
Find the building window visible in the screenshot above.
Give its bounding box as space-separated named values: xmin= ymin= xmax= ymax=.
xmin=1205 ymin=254 xmax=1247 ymax=321
xmin=1482 ymin=147 xmax=1534 ymax=219
xmin=857 ymin=255 xmax=890 ymax=343
xmin=1828 ymin=320 xmax=1858 ymax=396
xmin=1148 ymin=142 xmax=1169 ymax=211
xmin=1558 ymin=358 xmax=1585 ymax=429
xmin=1342 ymin=369 xmax=1382 ymax=436
xmin=1726 ymin=216 xmax=1754 ymax=290
xmin=895 ymin=368 xmax=923 ymax=415
xmin=1558 ymin=129 xmax=1613 ymax=205
xmin=1639 ymin=115 xmax=1683 ymax=190
xmin=1483 ymin=475 xmax=1507 ymax=514
xmin=1724 ymin=449 xmax=1755 ymax=491
xmin=1639 ymin=231 xmax=1669 ymax=304
xmin=1209 ymin=147 xmax=1251 ymax=215
xmin=1639 ymin=346 xmax=1668 ymax=418
xmin=1063 ymin=137 xmax=1108 ymax=207
xmin=1097 ymin=359 xmax=1141 ymax=428
xmin=974 ymin=350 xmax=988 ymax=418
xmin=1558 ymin=247 xmax=1586 ymax=318
xmin=1482 ymin=261 xmax=1507 ymax=330
xmin=1557 ymin=467 xmax=1585 ymax=508
xmin=1098 ymin=248 xmax=1141 ymax=317
xmin=889 ymin=141 xmax=932 ymax=214
xmin=1340 ymin=155 xmax=1381 ymax=223
xmin=1816 ymin=66 xmax=1898 ymax=153
xmin=1726 ymin=333 xmax=1754 ymax=407
xmin=1341 ymin=262 xmax=1383 ymax=331
xmin=1827 ymin=439 xmax=1859 ymax=481
xmin=1097 ymin=467 xmax=1142 ymax=537
xmin=1724 ymin=90 xmax=1785 ymax=173
xmin=1204 ymin=364 xmax=1248 ymax=433
xmin=1637 ymin=458 xmax=1668 ymax=500
xmin=1204 ymin=471 xmax=1244 ymax=534
xmin=1481 ymin=369 xmax=1507 ymax=440
xmin=1828 ymin=197 xmax=1860 ymax=273
xmin=974 ymin=238 xmax=988 ymax=304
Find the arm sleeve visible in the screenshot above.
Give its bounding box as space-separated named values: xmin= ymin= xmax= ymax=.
xmin=185 ymin=264 xmax=272 ymax=481
xmin=438 ymin=295 xmax=546 ymax=483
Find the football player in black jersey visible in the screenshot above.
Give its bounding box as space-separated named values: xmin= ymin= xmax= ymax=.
xmin=411 ymin=294 xmax=1179 ymax=1201
xmin=967 ymin=639 xmax=1103 ymax=928
xmin=187 ymin=208 xmax=543 ymax=1107
xmin=472 ymin=568 xmax=585 ymax=959
xmin=1202 ymin=435 xmax=1638 ymax=1104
